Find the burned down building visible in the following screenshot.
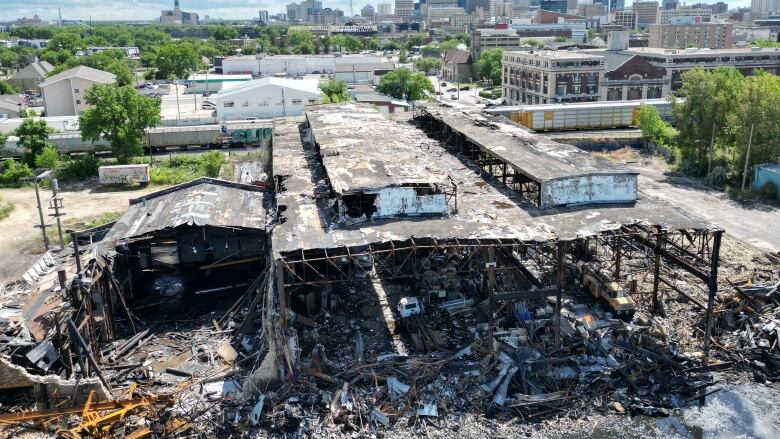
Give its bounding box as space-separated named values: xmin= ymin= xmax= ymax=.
xmin=305 ymin=104 xmax=457 ymax=224
xmin=5 ymin=102 xmax=778 ymax=438
xmin=101 ymin=178 xmax=269 ymax=304
xmin=416 ymin=103 xmax=639 ymax=209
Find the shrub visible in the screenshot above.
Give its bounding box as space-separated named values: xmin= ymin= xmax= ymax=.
xmin=0 ymin=160 xmax=33 ymax=185
xmin=35 ymin=145 xmax=61 ymax=170
xmin=199 ymin=151 xmax=226 ymax=177
xmin=757 ymin=181 xmax=778 ymax=200
xmin=0 ymin=197 xmax=14 ymax=221
xmin=705 ymin=166 xmax=728 ymax=187
xmin=59 ymin=155 xmax=101 ymax=181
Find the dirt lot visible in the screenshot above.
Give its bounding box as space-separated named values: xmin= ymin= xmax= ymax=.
xmin=0 ymin=183 xmax=162 ymax=282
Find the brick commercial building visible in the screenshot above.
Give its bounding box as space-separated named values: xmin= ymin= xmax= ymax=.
xmin=502 ymin=50 xmax=604 ymax=104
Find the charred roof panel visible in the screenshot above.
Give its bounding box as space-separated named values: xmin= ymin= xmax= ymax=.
xmin=104 ymin=178 xmax=268 ymax=242
xmin=418 ymin=103 xmax=637 ymax=183
xmin=305 ymin=103 xmax=449 ymax=195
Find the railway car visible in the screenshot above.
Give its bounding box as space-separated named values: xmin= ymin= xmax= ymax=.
xmin=491 ymin=99 xmax=674 ymax=132
xmin=0 ymin=123 xmax=274 ymax=157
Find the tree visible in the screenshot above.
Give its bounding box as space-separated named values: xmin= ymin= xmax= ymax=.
xmin=554 ymin=36 xmax=568 ymax=42
xmin=382 ymin=40 xmax=401 ymax=51
xmin=288 ymin=30 xmax=315 ymax=54
xmin=152 ymin=42 xmax=201 ymax=79
xmin=35 ymin=145 xmax=60 ymax=170
xmin=16 ymin=118 xmax=52 ymax=167
xmin=365 ymin=37 xmax=380 ymax=51
xmin=474 ymin=48 xmax=503 ymax=85
xmin=439 ymin=40 xmax=458 ymax=50
xmin=415 ymin=57 xmax=442 ymax=73
xmin=523 ymin=38 xmax=544 ymax=48
xmin=80 ymin=84 xmax=161 ymax=164
xmin=0 ymin=80 xmax=20 ymax=95
xmin=405 ymin=34 xmax=424 ymax=51
xmin=637 ymin=105 xmax=677 ymax=147
xmin=211 ymin=25 xmax=238 ymax=41
xmin=320 ymin=79 xmax=350 ymax=103
xmin=105 ymin=60 xmax=135 ymax=86
xmin=377 ymin=68 xmax=434 ymax=101
xmin=399 ymin=50 xmax=409 ymax=63
xmin=672 ymin=67 xmax=742 ymax=173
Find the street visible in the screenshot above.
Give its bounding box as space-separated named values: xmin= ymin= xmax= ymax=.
xmin=633 ymin=162 xmax=780 ymax=253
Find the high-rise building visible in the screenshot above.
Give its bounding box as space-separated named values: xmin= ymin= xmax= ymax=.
xmin=377 ymin=2 xmax=393 ymax=16
xmin=541 ymin=0 xmax=569 ymax=13
xmin=395 ymin=0 xmax=414 ymax=19
xmin=259 ymin=10 xmax=269 ymax=24
xmin=286 ymin=0 xmax=323 ymax=22
xmin=160 ymin=0 xmax=199 ymax=25
xmin=657 ymin=7 xmax=712 ymax=24
xmin=632 ymin=1 xmax=659 ymax=28
xmin=751 ymin=0 xmax=780 ymax=16
xmin=361 ymin=4 xmax=376 ymax=19
xmin=613 ymin=10 xmax=638 ymax=29
xmin=609 ymin=0 xmax=625 ymax=12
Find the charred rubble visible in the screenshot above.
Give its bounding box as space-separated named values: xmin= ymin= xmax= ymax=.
xmin=0 ymin=103 xmax=778 ymax=438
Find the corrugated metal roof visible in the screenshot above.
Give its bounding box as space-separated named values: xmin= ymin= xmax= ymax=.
xmin=103 ymin=178 xmax=268 ymax=242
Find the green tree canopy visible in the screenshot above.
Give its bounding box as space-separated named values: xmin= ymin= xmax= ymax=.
xmin=80 ymin=84 xmax=162 ymax=164
xmin=15 ymin=118 xmax=51 ymax=167
xmin=474 ymin=48 xmax=503 ymax=85
xmin=405 ymin=34 xmax=424 ymax=51
xmin=415 ymin=56 xmax=442 ymax=73
xmin=377 ymin=68 xmax=434 ymax=101
xmin=439 ymin=40 xmax=458 ymax=50
xmin=319 ymin=79 xmax=351 ymax=103
xmin=152 ymin=42 xmax=201 ymax=79
xmin=0 ymin=80 xmax=20 ymax=95
xmin=637 ymin=105 xmax=677 ymax=147
xmin=288 ymin=30 xmax=315 ymax=54
xmin=211 ymin=25 xmax=238 ymax=41
xmin=382 ymin=40 xmax=401 ymax=51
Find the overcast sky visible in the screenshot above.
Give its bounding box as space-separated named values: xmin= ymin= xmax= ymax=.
xmin=0 ymin=0 xmax=751 ymax=22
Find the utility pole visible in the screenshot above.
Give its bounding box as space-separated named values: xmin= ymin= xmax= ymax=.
xmin=175 ymin=79 xmax=181 ymax=120
xmin=707 ymin=124 xmax=716 ymax=176
xmin=49 ymin=178 xmax=65 ymax=250
xmin=33 ymin=177 xmax=50 ymax=251
xmin=741 ymin=123 xmax=754 ymax=192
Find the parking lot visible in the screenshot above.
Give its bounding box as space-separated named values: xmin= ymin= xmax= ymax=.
xmin=158 ymin=83 xmax=217 ymax=120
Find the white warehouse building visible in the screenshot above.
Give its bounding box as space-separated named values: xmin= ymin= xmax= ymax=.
xmin=221 ymin=54 xmax=383 ymax=77
xmin=212 ymin=78 xmax=322 ymax=121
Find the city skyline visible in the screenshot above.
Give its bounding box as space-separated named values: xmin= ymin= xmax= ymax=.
xmin=1 ymin=0 xmax=752 ymax=22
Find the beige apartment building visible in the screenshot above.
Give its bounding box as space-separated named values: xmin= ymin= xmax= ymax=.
xmin=649 ymin=22 xmax=733 ymax=49
xmin=39 ymin=66 xmax=116 ymax=117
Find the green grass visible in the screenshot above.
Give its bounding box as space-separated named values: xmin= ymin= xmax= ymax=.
xmin=45 ymin=211 xmax=123 ymax=246
xmin=0 ymin=197 xmax=14 ymax=221
xmin=140 ymin=152 xmax=227 ymax=185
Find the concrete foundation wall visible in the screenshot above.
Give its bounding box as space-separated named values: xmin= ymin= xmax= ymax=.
xmin=541 ymin=173 xmax=637 ymax=208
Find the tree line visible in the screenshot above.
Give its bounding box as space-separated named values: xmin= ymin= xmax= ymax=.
xmin=638 ymin=66 xmax=780 ymax=193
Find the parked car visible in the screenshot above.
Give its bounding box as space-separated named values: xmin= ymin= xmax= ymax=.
xmin=440 ymin=82 xmax=447 ymax=86
xmin=450 ymin=94 xmax=458 ymax=100
xmin=460 ymin=86 xmax=470 ymax=91
xmin=201 ymin=103 xmax=216 ymax=110
xmin=447 ymin=87 xmax=458 ymax=92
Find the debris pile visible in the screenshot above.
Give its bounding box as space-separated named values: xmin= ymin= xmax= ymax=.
xmin=714 ymin=276 xmax=780 ymax=382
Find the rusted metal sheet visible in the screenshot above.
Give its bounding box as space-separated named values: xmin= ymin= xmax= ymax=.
xmin=103 ymin=178 xmax=268 ymax=242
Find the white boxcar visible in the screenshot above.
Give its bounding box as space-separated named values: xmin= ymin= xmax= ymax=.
xmin=510 ymin=99 xmax=673 ymax=131
xmin=99 ymin=164 xmax=151 ymax=185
